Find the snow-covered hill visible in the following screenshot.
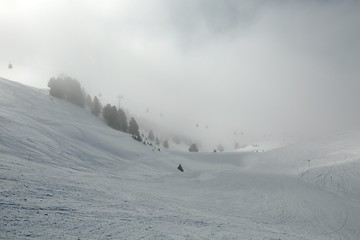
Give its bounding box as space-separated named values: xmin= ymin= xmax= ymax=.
xmin=1 ymin=77 xmax=360 ymax=239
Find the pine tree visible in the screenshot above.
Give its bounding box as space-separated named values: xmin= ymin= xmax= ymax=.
xmin=189 ymin=143 xmax=199 ymax=152
xmin=155 ymin=137 xmax=160 ymax=145
xmin=129 ymin=117 xmax=141 ymax=142
xmin=129 ymin=117 xmax=139 ymax=135
xmin=163 ymin=140 xmax=169 ymax=148
xmin=110 ymin=106 xmax=119 ymax=129
xmin=102 ymin=104 xmax=112 ymax=125
xmin=117 ymin=108 xmax=128 ymax=132
xmin=86 ymin=94 xmax=93 ymax=109
xmin=92 ymin=96 xmax=101 ymax=117
xmin=103 ymin=104 xmax=118 ymax=128
xmin=148 ymin=130 xmax=155 ymax=141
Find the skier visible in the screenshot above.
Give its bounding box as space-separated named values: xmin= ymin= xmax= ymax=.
xmin=177 ymin=164 xmax=184 ymax=172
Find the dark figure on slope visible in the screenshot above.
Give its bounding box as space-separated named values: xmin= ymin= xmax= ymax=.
xmin=177 ymin=164 xmax=184 ymax=172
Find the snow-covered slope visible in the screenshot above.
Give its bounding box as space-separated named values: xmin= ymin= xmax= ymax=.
xmin=1 ymin=77 xmax=360 ymax=239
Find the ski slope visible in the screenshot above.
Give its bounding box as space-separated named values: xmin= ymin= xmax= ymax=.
xmin=1 ymin=77 xmax=360 ymax=239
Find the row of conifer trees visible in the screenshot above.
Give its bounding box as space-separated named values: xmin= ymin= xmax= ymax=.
xmin=48 ymin=75 xmax=204 ymax=151
xmin=48 ymin=75 xmax=142 ymax=142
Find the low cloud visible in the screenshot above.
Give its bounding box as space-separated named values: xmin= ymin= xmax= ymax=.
xmin=1 ymin=0 xmax=360 ymax=148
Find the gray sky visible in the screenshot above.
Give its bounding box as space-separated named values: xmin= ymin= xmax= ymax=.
xmin=1 ymin=0 xmax=360 ymax=149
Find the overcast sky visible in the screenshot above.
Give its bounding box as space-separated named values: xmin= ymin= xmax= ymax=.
xmin=1 ymin=0 xmax=360 ymax=149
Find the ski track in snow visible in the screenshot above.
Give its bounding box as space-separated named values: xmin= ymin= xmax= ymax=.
xmin=1 ymin=78 xmax=360 ymax=239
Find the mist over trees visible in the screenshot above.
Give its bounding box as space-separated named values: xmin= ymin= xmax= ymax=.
xmin=47 ymin=75 xmax=205 ymax=149
xmin=172 ymin=136 xmax=181 ymax=144
xmin=48 ymin=75 xmax=85 ymax=107
xmin=217 ymin=144 xmax=224 ymax=152
xmin=46 ymin=75 xmax=205 ymax=150
xmin=103 ymin=104 xmax=129 ymax=133
xmin=47 ymin=75 xmax=149 ymax=144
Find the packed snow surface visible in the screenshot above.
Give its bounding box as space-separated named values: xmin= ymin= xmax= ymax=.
xmin=1 ymin=77 xmax=360 ymax=239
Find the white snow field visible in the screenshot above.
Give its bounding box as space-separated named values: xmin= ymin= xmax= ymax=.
xmin=1 ymin=77 xmax=360 ymax=240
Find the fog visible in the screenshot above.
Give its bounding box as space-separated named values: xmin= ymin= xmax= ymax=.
xmin=1 ymin=0 xmax=360 ymax=149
